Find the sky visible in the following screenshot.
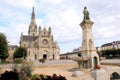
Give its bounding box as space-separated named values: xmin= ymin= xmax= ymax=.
xmin=0 ymin=0 xmax=120 ymax=53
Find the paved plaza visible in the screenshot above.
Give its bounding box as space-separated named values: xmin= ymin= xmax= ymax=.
xmin=0 ymin=60 xmax=76 ymax=69
xmin=101 ymin=59 xmax=120 ymax=66
xmin=0 ymin=59 xmax=120 ymax=69
xmin=0 ymin=59 xmax=120 ymax=80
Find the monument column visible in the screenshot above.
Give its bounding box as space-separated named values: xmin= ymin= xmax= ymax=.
xmin=80 ymin=7 xmax=100 ymax=69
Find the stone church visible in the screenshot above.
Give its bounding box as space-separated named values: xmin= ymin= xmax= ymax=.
xmin=20 ymin=7 xmax=60 ymax=61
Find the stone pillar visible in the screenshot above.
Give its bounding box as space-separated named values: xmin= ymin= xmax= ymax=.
xmin=80 ymin=7 xmax=100 ymax=69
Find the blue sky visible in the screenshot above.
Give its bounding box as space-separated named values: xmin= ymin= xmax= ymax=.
xmin=0 ymin=0 xmax=120 ymax=53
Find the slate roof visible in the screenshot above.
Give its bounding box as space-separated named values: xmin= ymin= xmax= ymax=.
xmin=101 ymin=41 xmax=120 ymax=47
xmin=23 ymin=35 xmax=38 ymax=41
xmin=9 ymin=45 xmax=18 ymax=50
xmin=101 ymin=43 xmax=112 ymax=47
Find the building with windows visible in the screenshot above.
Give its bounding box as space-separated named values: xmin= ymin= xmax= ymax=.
xmin=7 ymin=45 xmax=18 ymax=61
xmin=20 ymin=7 xmax=60 ymax=61
xmin=101 ymin=41 xmax=120 ymax=50
xmin=60 ymin=47 xmax=81 ymax=60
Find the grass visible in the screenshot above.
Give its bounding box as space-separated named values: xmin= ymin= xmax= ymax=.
xmin=0 ymin=61 xmax=10 ymax=64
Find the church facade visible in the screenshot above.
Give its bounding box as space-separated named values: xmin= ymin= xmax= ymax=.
xmin=20 ymin=7 xmax=60 ymax=61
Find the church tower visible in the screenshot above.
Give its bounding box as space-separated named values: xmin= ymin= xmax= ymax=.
xmin=80 ymin=7 xmax=100 ymax=69
xmin=28 ymin=7 xmax=37 ymax=36
xmin=20 ymin=7 xmax=60 ymax=61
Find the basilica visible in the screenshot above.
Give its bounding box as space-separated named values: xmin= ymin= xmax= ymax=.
xmin=20 ymin=7 xmax=60 ymax=61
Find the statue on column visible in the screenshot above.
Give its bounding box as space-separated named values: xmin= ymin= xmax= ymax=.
xmin=83 ymin=6 xmax=90 ymax=21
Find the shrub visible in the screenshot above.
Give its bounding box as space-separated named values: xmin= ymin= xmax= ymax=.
xmin=52 ymin=74 xmax=66 ymax=80
xmin=12 ymin=62 xmax=33 ymax=80
xmin=39 ymin=74 xmax=48 ymax=80
xmin=31 ymin=74 xmax=41 ymax=80
xmin=0 ymin=71 xmax=19 ymax=80
xmin=31 ymin=74 xmax=66 ymax=80
xmin=14 ymin=58 xmax=23 ymax=64
xmin=0 ymin=71 xmax=67 ymax=80
xmin=78 ymin=52 xmax=82 ymax=57
xmin=39 ymin=59 xmax=45 ymax=64
xmin=12 ymin=63 xmax=19 ymax=72
xmin=20 ymin=62 xmax=33 ymax=77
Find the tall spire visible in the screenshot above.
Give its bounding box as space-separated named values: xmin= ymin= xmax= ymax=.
xmin=31 ymin=7 xmax=35 ymax=20
xmin=28 ymin=7 xmax=37 ymax=36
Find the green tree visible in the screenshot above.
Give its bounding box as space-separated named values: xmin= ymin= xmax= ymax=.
xmin=78 ymin=52 xmax=82 ymax=57
xmin=13 ymin=47 xmax=27 ymax=59
xmin=101 ymin=49 xmax=120 ymax=59
xmin=0 ymin=32 xmax=9 ymax=62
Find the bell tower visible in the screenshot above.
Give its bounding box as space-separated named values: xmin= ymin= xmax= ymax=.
xmin=80 ymin=7 xmax=100 ymax=69
xmin=28 ymin=7 xmax=37 ymax=36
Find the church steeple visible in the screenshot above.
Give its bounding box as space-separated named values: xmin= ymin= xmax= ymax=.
xmin=31 ymin=7 xmax=35 ymax=21
xmin=28 ymin=7 xmax=37 ymax=36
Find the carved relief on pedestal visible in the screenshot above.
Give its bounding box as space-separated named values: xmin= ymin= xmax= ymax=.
xmin=89 ymin=39 xmax=93 ymax=49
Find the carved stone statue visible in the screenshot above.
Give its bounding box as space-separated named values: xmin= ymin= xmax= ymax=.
xmin=83 ymin=7 xmax=90 ymax=21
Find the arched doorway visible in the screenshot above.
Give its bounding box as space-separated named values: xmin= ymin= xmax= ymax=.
xmin=93 ymin=57 xmax=98 ymax=66
xmin=110 ymin=72 xmax=120 ymax=80
xmin=43 ymin=54 xmax=47 ymax=59
xmin=43 ymin=50 xmax=48 ymax=59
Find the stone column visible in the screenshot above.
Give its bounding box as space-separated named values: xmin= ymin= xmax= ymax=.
xmin=80 ymin=7 xmax=100 ymax=69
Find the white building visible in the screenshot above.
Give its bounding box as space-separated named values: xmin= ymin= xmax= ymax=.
xmin=101 ymin=41 xmax=120 ymax=50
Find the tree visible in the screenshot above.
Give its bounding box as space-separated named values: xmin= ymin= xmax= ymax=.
xmin=0 ymin=32 xmax=9 ymax=62
xmin=101 ymin=49 xmax=120 ymax=59
xmin=0 ymin=71 xmax=19 ymax=80
xmin=78 ymin=52 xmax=82 ymax=57
xmin=13 ymin=47 xmax=27 ymax=59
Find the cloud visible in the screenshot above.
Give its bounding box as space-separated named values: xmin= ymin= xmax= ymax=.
xmin=41 ymin=0 xmax=62 ymax=5
xmin=42 ymin=8 xmax=81 ymax=43
xmin=1 ymin=0 xmax=35 ymax=8
xmin=36 ymin=18 xmax=44 ymax=27
xmin=93 ymin=14 xmax=120 ymax=40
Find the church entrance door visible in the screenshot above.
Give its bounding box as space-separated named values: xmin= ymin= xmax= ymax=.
xmin=43 ymin=54 xmax=47 ymax=59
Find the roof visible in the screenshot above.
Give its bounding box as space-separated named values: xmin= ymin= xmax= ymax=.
xmin=9 ymin=45 xmax=18 ymax=50
xmin=101 ymin=43 xmax=112 ymax=47
xmin=101 ymin=41 xmax=120 ymax=47
xmin=23 ymin=35 xmax=38 ymax=41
